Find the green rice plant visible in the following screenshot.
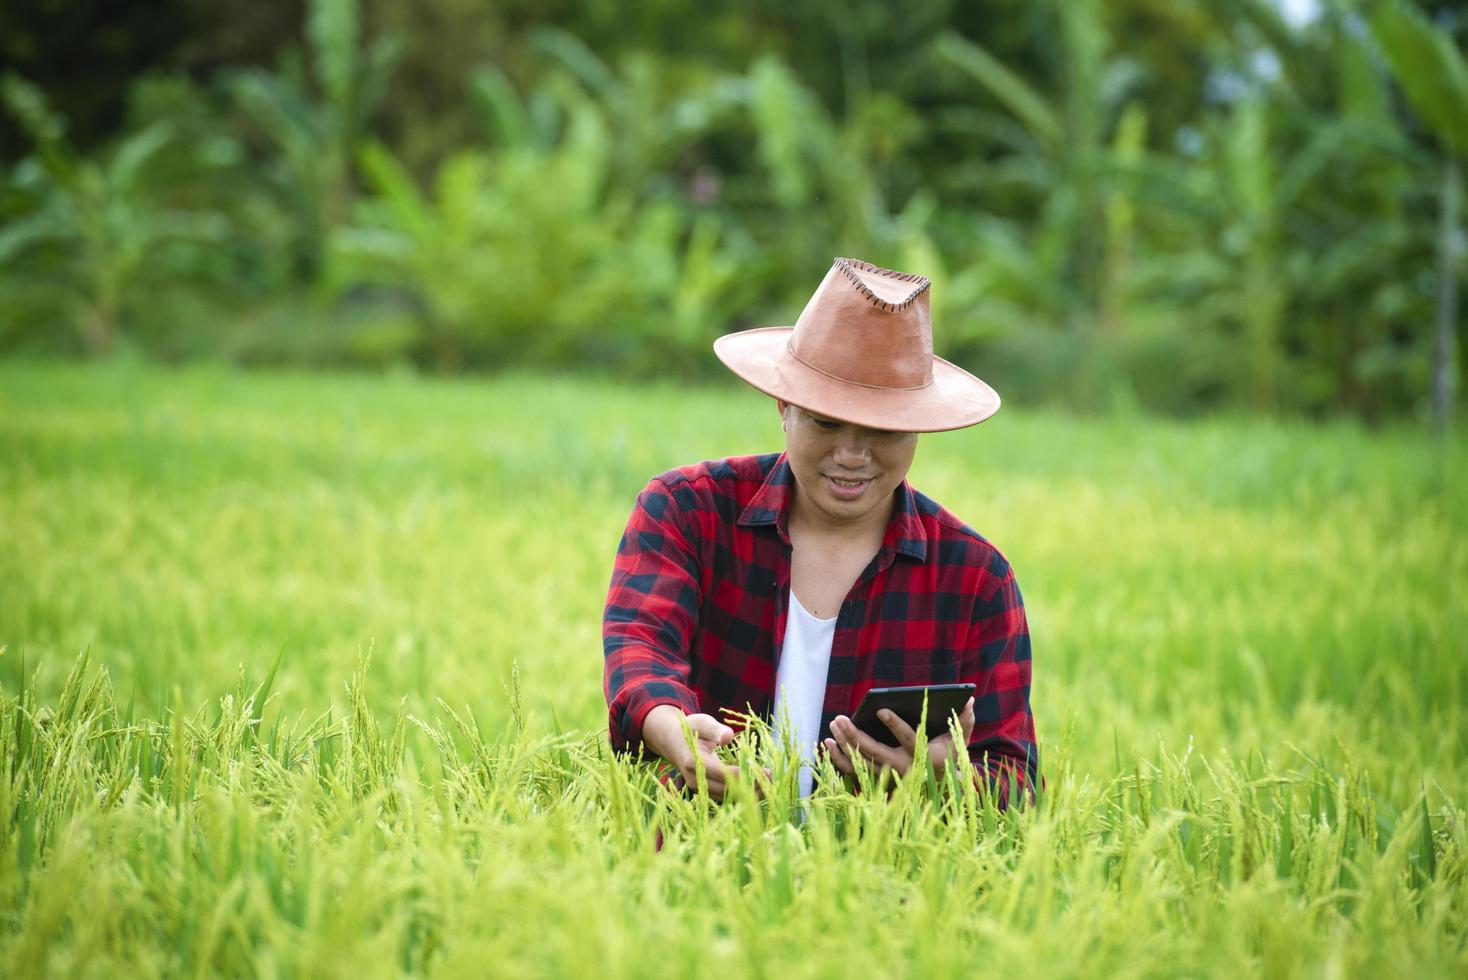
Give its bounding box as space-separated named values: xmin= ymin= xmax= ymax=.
xmin=2 ymin=649 xmax=1461 ymax=976
xmin=0 ymin=360 xmax=1464 ymax=975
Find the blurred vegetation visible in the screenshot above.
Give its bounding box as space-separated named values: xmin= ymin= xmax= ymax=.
xmin=1 ymin=0 xmax=1466 ymax=420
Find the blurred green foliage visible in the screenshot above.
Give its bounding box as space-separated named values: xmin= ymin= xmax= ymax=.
xmin=0 ymin=0 xmax=1465 ymax=418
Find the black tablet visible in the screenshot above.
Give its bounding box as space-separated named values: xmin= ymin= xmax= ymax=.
xmin=850 ymin=683 xmax=975 ymax=747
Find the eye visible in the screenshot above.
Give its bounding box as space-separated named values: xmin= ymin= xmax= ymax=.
xmin=812 ymin=417 xmax=840 ymax=430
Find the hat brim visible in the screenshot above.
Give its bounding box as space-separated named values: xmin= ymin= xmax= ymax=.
xmin=713 ymin=326 xmax=1000 ymax=433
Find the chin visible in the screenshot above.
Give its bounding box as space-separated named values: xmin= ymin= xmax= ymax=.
xmin=825 ymin=495 xmax=874 ymax=517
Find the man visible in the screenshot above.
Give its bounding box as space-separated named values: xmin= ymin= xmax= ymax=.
xmin=603 ymin=257 xmax=1036 ymax=805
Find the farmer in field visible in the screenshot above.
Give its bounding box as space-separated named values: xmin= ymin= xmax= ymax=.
xmin=603 ymin=257 xmax=1036 ymax=804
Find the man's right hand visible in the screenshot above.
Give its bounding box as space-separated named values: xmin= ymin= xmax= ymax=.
xmin=639 ymin=704 xmax=740 ymax=800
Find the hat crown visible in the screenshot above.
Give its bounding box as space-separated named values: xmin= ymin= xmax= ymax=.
xmin=788 ymin=258 xmax=934 ymax=391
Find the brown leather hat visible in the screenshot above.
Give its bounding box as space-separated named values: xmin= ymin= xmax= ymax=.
xmin=713 ymin=257 xmax=1000 ymax=432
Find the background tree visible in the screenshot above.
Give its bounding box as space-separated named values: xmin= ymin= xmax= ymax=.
xmin=0 ymin=75 xmax=229 ymax=355
xmin=0 ymin=0 xmax=1463 ymax=422
xmin=1370 ymin=0 xmax=1468 ymax=434
xmin=226 ymin=0 xmax=399 ymax=281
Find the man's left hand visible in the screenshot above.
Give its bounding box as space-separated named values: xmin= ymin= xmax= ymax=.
xmin=823 ymin=696 xmax=975 ymax=782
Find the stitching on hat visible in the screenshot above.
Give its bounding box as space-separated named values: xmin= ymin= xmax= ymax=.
xmin=834 ymin=257 xmax=931 ymax=310
xmin=785 ymin=340 xmax=935 ymax=392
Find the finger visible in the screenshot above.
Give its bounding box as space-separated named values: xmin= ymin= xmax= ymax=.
xmin=687 ymin=713 xmax=735 ymax=746
xmin=698 ymin=750 xmax=738 ymax=781
xmin=709 ymin=762 xmax=760 ymax=802
xmin=928 ymin=731 xmax=961 ymax=771
xmin=667 ymin=766 xmax=726 ymax=801
xmin=829 ymin=716 xmax=862 ymax=759
xmin=686 ymin=753 xmax=740 ymax=796
xmin=877 ymin=708 xmax=917 ymax=751
xmin=832 ymin=717 xmax=872 ymax=762
xmin=831 ymin=716 xmax=900 ymax=769
xmin=823 ymin=737 xmax=854 ymax=776
xmin=930 ymin=699 xmax=976 ymax=771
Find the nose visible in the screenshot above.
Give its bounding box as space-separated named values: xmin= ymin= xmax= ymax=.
xmin=831 ymin=429 xmax=873 ymax=468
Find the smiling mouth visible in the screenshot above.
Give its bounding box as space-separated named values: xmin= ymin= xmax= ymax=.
xmin=825 ymin=475 xmax=874 ymax=499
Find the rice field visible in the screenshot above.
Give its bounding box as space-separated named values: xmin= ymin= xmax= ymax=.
xmin=1 ymin=360 xmax=1465 ymax=977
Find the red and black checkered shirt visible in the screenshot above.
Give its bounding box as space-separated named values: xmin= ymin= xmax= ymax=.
xmin=603 ymin=452 xmax=1037 ymax=803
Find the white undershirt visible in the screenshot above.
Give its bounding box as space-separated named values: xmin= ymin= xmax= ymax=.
xmin=772 ymin=590 xmax=837 ymax=798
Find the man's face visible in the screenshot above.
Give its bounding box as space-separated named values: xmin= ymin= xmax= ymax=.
xmin=779 ymin=401 xmax=918 ymax=530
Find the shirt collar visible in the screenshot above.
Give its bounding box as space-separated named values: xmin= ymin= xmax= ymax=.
xmin=737 ymin=453 xmax=928 ymax=563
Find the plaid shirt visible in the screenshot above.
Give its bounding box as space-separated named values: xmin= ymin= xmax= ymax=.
xmin=603 ymin=452 xmax=1037 ymax=803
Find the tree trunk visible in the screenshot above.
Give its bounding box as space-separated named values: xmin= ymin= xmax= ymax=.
xmin=1434 ymin=156 xmax=1461 ymax=437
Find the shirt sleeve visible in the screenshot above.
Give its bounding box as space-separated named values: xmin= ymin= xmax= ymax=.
xmin=966 ymin=554 xmax=1039 ymax=808
xmin=603 ymin=478 xmax=704 ymax=755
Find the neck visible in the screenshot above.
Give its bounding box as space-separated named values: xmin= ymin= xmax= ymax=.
xmin=788 ymin=484 xmax=896 ymax=543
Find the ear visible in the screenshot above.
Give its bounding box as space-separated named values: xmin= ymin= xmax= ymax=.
xmin=775 ymin=399 xmax=790 ymax=431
